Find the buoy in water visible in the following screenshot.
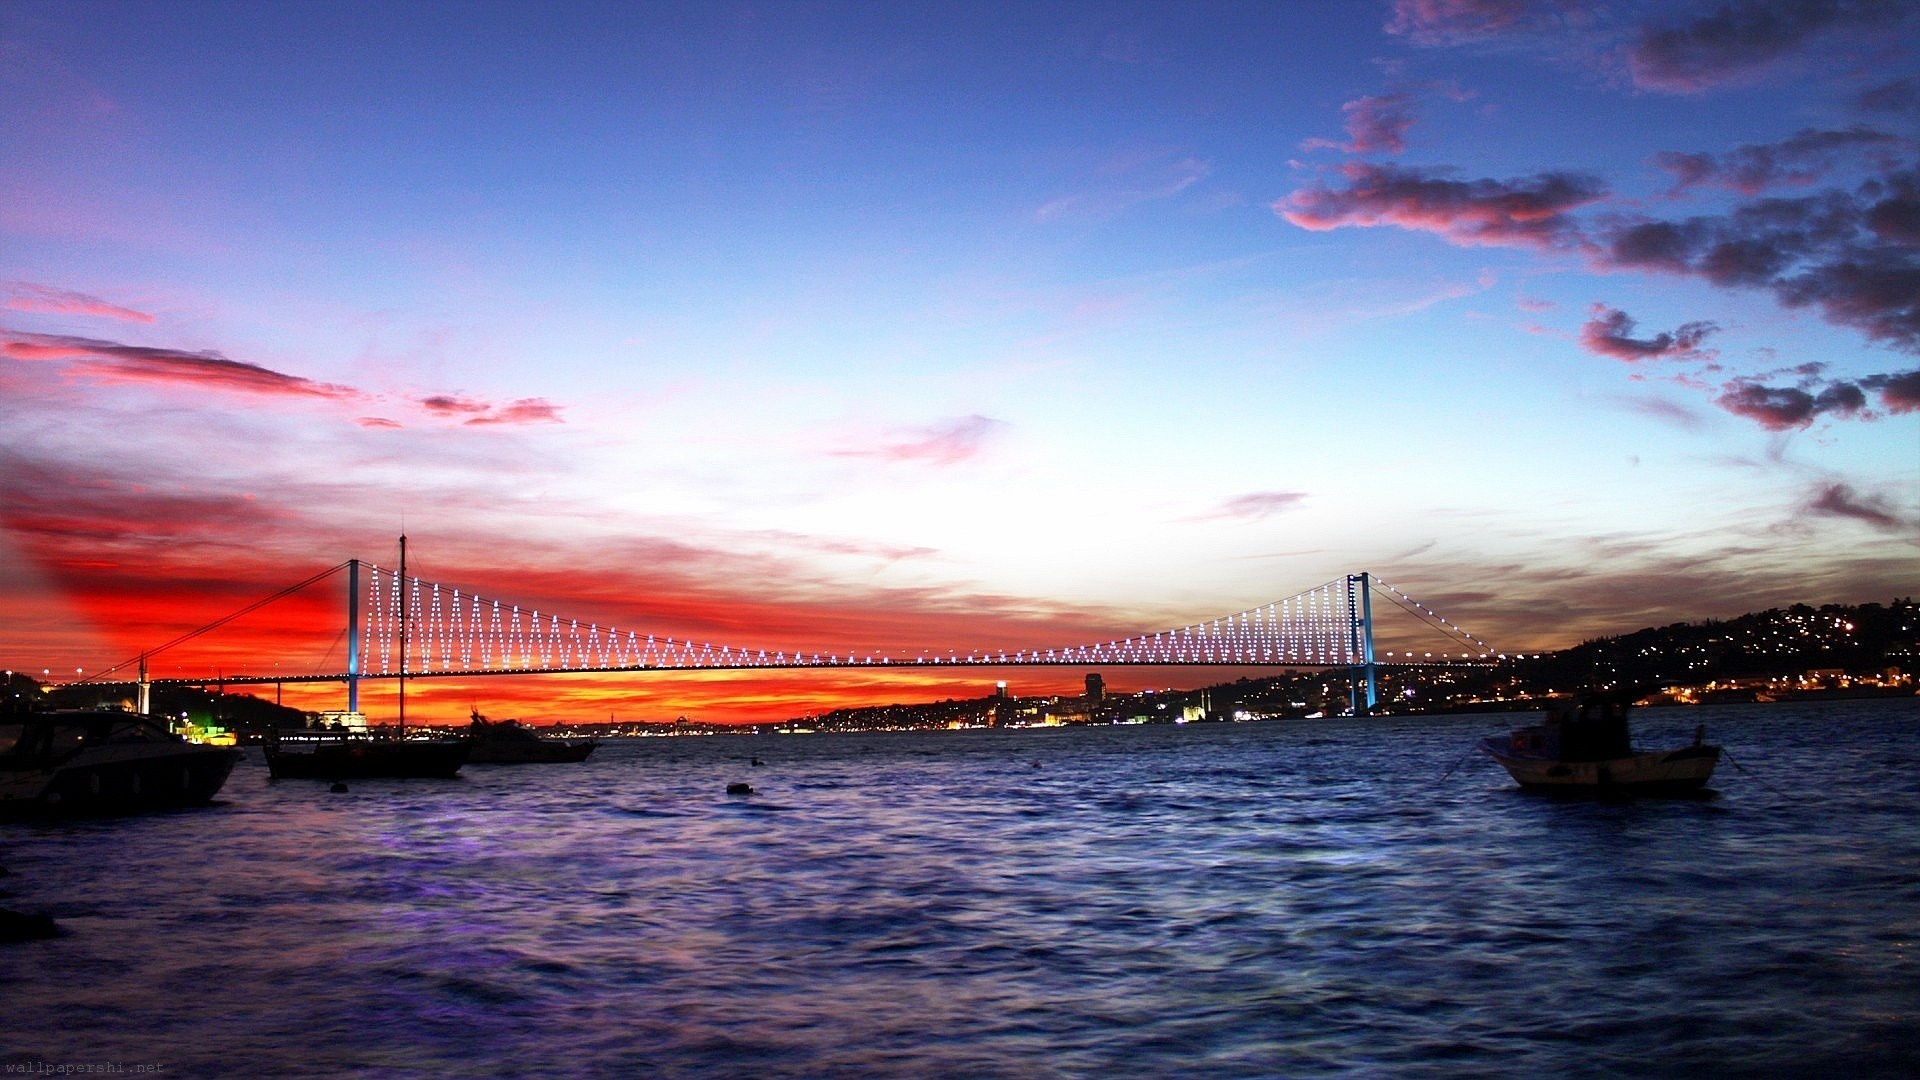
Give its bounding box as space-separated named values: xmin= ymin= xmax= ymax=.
xmin=726 ymin=782 xmax=753 ymax=795
xmin=750 ymin=757 xmax=765 ymax=766
xmin=329 ymin=782 xmax=349 ymax=794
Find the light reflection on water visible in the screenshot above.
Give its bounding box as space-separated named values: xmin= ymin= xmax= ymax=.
xmin=2 ymin=700 xmax=1916 ymax=1077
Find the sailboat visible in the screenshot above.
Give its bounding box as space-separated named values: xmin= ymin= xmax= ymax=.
xmin=263 ymin=535 xmax=470 ymax=780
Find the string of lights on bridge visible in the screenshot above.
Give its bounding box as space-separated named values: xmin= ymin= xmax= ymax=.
xmin=356 ymin=566 xmax=1506 ymax=679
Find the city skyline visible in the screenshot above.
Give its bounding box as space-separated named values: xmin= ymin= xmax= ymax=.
xmin=3 ymin=1 xmax=1916 ymax=723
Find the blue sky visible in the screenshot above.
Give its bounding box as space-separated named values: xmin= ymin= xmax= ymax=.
xmin=3 ymin=1 xmax=1915 ymax=719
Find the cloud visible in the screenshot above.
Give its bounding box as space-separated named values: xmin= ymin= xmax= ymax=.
xmin=355 ymin=416 xmax=404 ymax=429
xmin=1579 ymin=304 xmax=1718 ymax=362
xmin=4 ymin=282 xmax=155 ymax=323
xmin=417 ymin=394 xmax=563 ymax=426
xmin=1213 ymin=491 xmax=1308 ymax=521
xmin=1806 ymin=482 xmax=1906 ymax=530
xmin=1627 ymin=0 xmax=1913 ymax=93
xmin=418 ymin=394 xmax=492 ymax=417
xmin=1596 ymin=169 xmax=1920 ymax=352
xmin=1278 ymin=163 xmax=1606 ymax=250
xmin=1613 ymin=394 xmax=1705 ymax=431
xmin=1860 ymin=369 xmax=1920 ymax=412
xmin=1714 ymin=377 xmax=1868 ymax=430
xmin=464 ymin=398 xmax=564 ymax=426
xmin=1857 ymin=76 xmax=1920 ymax=118
xmin=836 ymin=415 xmax=1006 ymax=466
xmin=1340 ymin=92 xmax=1418 ymax=154
xmin=1654 ymin=127 xmax=1911 ymax=196
xmin=1 ymin=330 xmax=360 ymax=399
xmin=1385 ymin=0 xmax=1540 ymax=46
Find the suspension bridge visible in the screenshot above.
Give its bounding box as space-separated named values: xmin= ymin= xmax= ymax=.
xmin=77 ymin=551 xmax=1504 ymax=716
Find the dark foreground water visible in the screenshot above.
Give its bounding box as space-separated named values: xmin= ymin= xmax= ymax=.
xmin=2 ymin=699 xmax=1916 ymax=1078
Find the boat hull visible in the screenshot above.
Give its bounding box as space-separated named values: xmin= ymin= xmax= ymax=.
xmin=0 ymin=742 xmax=243 ymax=819
xmin=264 ymin=736 xmax=469 ymax=780
xmin=1479 ymin=739 xmax=1720 ymax=793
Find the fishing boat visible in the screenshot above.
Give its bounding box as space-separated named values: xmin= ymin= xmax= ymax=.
xmin=262 ymin=533 xmax=468 ymax=781
xmin=1478 ymin=694 xmax=1720 ymax=793
xmin=465 ymin=710 xmax=596 ymax=764
xmin=0 ymin=708 xmax=244 ymax=818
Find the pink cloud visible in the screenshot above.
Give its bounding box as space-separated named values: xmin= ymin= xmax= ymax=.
xmin=4 ymin=282 xmax=155 ymax=323
xmin=1278 ymin=163 xmax=1605 ymax=250
xmin=1578 ymin=304 xmax=1717 ymax=362
xmin=1197 ymin=491 xmax=1310 ymax=522
xmin=1341 ymin=92 xmax=1418 ymax=154
xmin=419 ymin=394 xmax=493 ymax=417
xmin=837 ymin=415 xmax=1006 ymax=466
xmin=465 ymin=398 xmax=564 ymax=426
xmin=415 ymin=394 xmax=562 ymax=425
xmin=1 ymin=330 xmax=359 ymax=400
xmin=1386 ymin=0 xmax=1538 ymax=46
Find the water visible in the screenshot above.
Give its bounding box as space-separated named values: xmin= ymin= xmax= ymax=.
xmin=2 ymin=699 xmax=1916 ymax=1077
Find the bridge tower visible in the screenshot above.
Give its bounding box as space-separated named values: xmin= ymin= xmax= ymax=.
xmin=346 ymin=558 xmax=360 ymax=714
xmin=1346 ymin=572 xmax=1377 ymax=715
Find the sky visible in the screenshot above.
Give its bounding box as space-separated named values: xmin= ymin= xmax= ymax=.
xmin=3 ymin=0 xmax=1916 ymax=724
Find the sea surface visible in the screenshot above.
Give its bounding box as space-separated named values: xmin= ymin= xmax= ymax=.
xmin=2 ymin=699 xmax=1916 ymax=1078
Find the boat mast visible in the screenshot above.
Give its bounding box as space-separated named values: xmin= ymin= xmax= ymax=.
xmin=398 ymin=533 xmax=407 ymax=736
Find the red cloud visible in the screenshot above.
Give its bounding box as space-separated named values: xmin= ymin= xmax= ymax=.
xmin=1278 ymin=163 xmax=1605 ymax=250
xmin=1578 ymin=305 xmax=1717 ymax=362
xmin=4 ymin=282 xmax=155 ymax=324
xmin=1 ymin=330 xmax=360 ymax=399
xmin=837 ymin=415 xmax=1005 ymax=466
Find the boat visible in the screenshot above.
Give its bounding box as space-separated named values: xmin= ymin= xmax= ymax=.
xmin=0 ymin=708 xmax=244 ymax=818
xmin=260 ymin=533 xmax=468 ymax=781
xmin=1478 ymin=694 xmax=1720 ymax=793
xmin=465 ymin=710 xmax=596 ymax=764
xmin=262 ymin=726 xmax=469 ymax=780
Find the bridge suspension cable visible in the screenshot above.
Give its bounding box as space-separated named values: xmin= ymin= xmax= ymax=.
xmin=349 ymin=570 xmax=1456 ymax=676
